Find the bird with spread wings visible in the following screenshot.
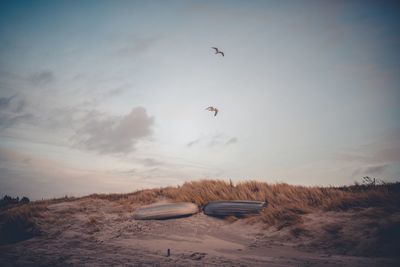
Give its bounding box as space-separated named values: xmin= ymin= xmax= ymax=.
xmin=211 ymin=47 xmax=224 ymax=57
xmin=206 ymin=47 xmax=222 ymax=118
xmin=205 ymin=106 xmax=219 ymax=116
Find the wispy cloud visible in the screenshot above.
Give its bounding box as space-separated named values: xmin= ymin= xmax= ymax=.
xmin=336 ymin=137 xmax=400 ymax=165
xmin=225 ymin=137 xmax=238 ymax=146
xmin=104 ymin=85 xmax=129 ymax=97
xmin=352 ymin=164 xmax=389 ymax=177
xmin=0 ymin=146 xmax=141 ymax=199
xmin=0 ymin=113 xmax=34 ymax=129
xmin=187 ymin=133 xmax=238 ymax=148
xmin=0 ymin=94 xmax=16 ymax=109
xmin=0 ymin=94 xmax=26 ymax=113
xmin=0 ymin=147 xmax=32 ymax=164
xmin=187 ymin=138 xmax=201 ymax=147
xmin=336 ymin=129 xmax=400 ymax=178
xmin=29 ymin=71 xmax=54 ymax=86
xmin=74 ymin=107 xmax=154 ymax=154
xmin=116 ymin=36 xmax=162 ymax=57
xmin=142 ymin=158 xmax=164 ymax=167
xmin=0 ymin=94 xmax=33 ymax=130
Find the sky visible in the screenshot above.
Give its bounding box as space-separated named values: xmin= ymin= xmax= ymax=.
xmin=0 ymin=0 xmax=399 ymax=199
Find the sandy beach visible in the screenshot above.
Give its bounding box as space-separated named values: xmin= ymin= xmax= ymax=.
xmin=1 ymin=196 xmax=398 ymax=266
xmin=1 ymin=1 xmax=400 ymax=266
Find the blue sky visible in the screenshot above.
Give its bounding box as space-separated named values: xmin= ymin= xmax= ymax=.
xmin=1 ymin=0 xmax=399 ymax=199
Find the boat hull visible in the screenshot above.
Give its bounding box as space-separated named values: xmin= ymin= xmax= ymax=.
xmin=203 ymin=200 xmax=266 ymax=217
xmin=134 ymin=202 xmax=199 ymax=220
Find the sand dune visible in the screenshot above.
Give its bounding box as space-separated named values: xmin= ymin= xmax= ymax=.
xmin=1 ymin=195 xmax=398 ymax=266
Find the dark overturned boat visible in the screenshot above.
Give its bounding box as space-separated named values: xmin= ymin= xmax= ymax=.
xmin=203 ymin=200 xmax=267 ymax=217
xmin=133 ymin=202 xmax=199 ymax=220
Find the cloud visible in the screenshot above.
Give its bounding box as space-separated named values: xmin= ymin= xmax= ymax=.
xmin=0 ymin=94 xmax=32 ymax=129
xmin=352 ymin=164 xmax=389 ymax=177
xmin=119 ymin=168 xmax=137 ymax=175
xmin=373 ymin=147 xmax=400 ymax=163
xmin=105 ymin=86 xmax=127 ymax=97
xmin=336 ymin=148 xmax=400 ymax=165
xmin=0 ymin=94 xmax=16 ymax=109
xmin=75 ymin=107 xmax=154 ymax=154
xmin=29 ymin=71 xmax=54 ymax=86
xmin=336 ymin=138 xmax=400 ymax=165
xmin=0 ymin=94 xmax=26 ymax=112
xmin=207 ymin=134 xmax=238 ymax=147
xmin=0 ymin=146 xmax=143 ymax=200
xmin=0 ymin=113 xmax=34 ymax=129
xmin=187 ymin=134 xmax=238 ymax=148
xmin=0 ymin=147 xmax=32 ymax=164
xmin=225 ymin=137 xmax=238 ymax=146
xmin=187 ymin=138 xmax=201 ymax=147
xmin=116 ymin=36 xmax=162 ymax=57
xmin=142 ymin=158 xmax=164 ymax=167
xmin=335 ymin=129 xmax=400 ymax=179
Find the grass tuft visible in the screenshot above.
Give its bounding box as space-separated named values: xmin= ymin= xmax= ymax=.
xmin=0 ymin=203 xmax=46 ymax=244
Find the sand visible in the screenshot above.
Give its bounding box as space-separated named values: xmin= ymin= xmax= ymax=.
xmin=0 ymin=198 xmax=398 ymax=266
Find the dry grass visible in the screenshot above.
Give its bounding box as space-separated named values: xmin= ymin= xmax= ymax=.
xmin=160 ymin=180 xmax=400 ymax=226
xmin=1 ymin=179 xmax=399 ymax=251
xmin=86 ymin=215 xmax=101 ymax=233
xmin=0 ymin=203 xmax=47 ymax=244
xmin=323 ymin=223 xmax=343 ymax=235
xmin=80 ymin=179 xmax=400 ymax=228
xmin=290 ymin=223 xmax=311 ymax=238
xmin=161 ymin=179 xmax=399 ymax=208
xmin=86 ymin=188 xmax=173 ymax=206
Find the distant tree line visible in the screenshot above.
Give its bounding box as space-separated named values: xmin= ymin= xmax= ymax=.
xmin=0 ymin=195 xmax=30 ymax=208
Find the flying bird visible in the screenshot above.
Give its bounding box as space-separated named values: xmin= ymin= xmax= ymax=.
xmin=205 ymin=106 xmax=219 ymax=116
xmin=211 ymin=47 xmax=224 ymax=57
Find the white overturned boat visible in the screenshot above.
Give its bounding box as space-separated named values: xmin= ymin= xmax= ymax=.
xmin=203 ymin=200 xmax=266 ymax=217
xmin=133 ymin=202 xmax=199 ymax=220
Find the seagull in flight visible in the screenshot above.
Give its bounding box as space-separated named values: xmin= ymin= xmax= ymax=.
xmin=211 ymin=47 xmax=224 ymax=57
xmin=205 ymin=106 xmax=219 ymax=116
